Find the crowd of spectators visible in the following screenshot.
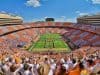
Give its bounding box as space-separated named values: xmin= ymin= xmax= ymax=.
xmin=0 ymin=46 xmax=99 ymax=75
xmin=0 ymin=22 xmax=99 ymax=75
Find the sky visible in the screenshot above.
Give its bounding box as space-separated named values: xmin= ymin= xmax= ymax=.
xmin=0 ymin=0 xmax=100 ymax=22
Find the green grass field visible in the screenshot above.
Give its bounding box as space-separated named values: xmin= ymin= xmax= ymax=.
xmin=28 ymin=33 xmax=71 ymax=52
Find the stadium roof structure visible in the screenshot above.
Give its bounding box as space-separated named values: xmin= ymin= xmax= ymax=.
xmin=0 ymin=13 xmax=23 ymax=20
xmin=78 ymin=13 xmax=100 ymax=19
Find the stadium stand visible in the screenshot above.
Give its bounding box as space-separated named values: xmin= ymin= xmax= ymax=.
xmin=0 ymin=21 xmax=100 ymax=75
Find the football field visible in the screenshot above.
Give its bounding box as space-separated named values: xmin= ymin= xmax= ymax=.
xmin=28 ymin=33 xmax=71 ymax=52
